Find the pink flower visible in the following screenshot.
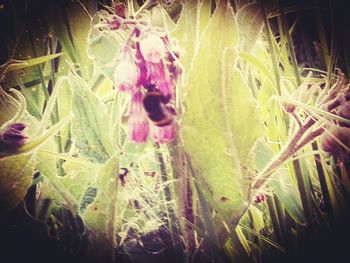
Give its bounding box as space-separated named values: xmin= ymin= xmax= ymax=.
xmin=129 ymin=92 xmax=149 ymax=143
xmin=139 ymin=34 xmax=166 ymax=64
xmin=135 ymin=43 xmax=150 ymax=86
xmin=150 ymin=123 xmax=175 ymax=143
xmin=114 ymin=51 xmax=139 ymax=93
xmin=109 ymin=15 xmax=182 ymax=144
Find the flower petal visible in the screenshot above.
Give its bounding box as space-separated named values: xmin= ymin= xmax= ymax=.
xmin=140 ymin=34 xmax=166 ymax=64
xmin=150 ymin=123 xmax=175 ymax=143
xmin=114 ymin=53 xmax=140 ymax=93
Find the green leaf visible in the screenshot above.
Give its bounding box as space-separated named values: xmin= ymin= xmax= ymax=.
xmin=83 ymin=154 xmax=119 ymax=263
xmin=64 ymin=0 xmax=96 ymax=78
xmin=0 ymin=88 xmax=26 ymax=125
xmin=181 ymin=0 xmax=262 ymax=240
xmin=0 ymin=153 xmax=36 ymax=212
xmin=60 ymin=159 xmax=99 ymax=204
xmin=239 ymin=51 xmax=275 ymax=88
xmin=68 ymin=70 xmax=113 ymax=162
xmin=172 ymin=0 xmax=211 ymax=85
xmin=36 ymin=142 xmax=79 ymax=212
xmin=87 ymin=11 xmax=123 ymax=81
xmin=270 ymin=167 xmax=306 ymax=224
xmin=236 ymin=1 xmax=264 ymax=52
xmin=6 ymin=53 xmax=64 ymax=72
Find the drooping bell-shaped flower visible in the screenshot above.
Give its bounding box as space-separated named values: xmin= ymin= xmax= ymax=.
xmin=129 ymin=92 xmax=149 ymax=143
xmin=114 ymin=50 xmax=140 ymax=93
xmin=150 ymin=123 xmax=175 ymax=143
xmin=139 ymin=34 xmax=166 ymax=64
xmin=0 ymin=123 xmax=28 ymax=146
xmin=108 ymin=12 xmax=182 ymax=144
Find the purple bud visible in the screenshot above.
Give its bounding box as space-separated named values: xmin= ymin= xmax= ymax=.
xmin=9 ymin=123 xmax=26 ymax=131
xmin=114 ymin=2 xmax=127 ymax=19
xmin=254 ymin=193 xmax=267 ymax=204
xmin=109 ymin=19 xmax=122 ymax=30
xmin=0 ymin=123 xmax=28 ymax=146
xmin=283 ymin=103 xmax=296 ymax=113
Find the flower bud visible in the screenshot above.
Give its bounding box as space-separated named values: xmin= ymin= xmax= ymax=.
xmin=282 ymin=103 xmax=296 ymax=113
xmin=0 ymin=123 xmax=27 ymax=146
xmin=254 ymin=193 xmax=267 ymax=204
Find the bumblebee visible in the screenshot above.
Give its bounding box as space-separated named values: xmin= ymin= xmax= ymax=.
xmin=143 ymin=90 xmax=176 ymax=127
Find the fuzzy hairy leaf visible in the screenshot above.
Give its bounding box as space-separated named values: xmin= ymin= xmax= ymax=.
xmin=87 ymin=11 xmax=123 ymax=81
xmin=181 ymin=0 xmax=262 ymax=238
xmin=172 ymin=0 xmax=212 ymax=87
xmin=236 ymin=1 xmax=264 ymax=52
xmin=68 ymin=70 xmax=113 ymax=162
xmin=6 ymin=53 xmax=64 ymax=72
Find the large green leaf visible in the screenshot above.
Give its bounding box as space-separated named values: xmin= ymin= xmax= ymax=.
xmin=68 ymin=70 xmax=113 ymax=163
xmin=181 ymin=0 xmax=262 ymax=239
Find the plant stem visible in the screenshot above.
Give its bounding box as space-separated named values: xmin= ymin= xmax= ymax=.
xmin=168 ymin=136 xmax=196 ymax=261
xmin=252 ymin=117 xmax=316 ymax=191
xmin=154 ymin=143 xmax=185 ymax=261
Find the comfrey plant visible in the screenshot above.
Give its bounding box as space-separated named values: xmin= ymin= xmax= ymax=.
xmin=107 ymin=4 xmax=182 ymax=143
xmin=250 ymin=70 xmax=350 ymax=196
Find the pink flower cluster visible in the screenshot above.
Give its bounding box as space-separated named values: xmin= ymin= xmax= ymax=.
xmin=110 ymin=9 xmax=181 ymax=143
